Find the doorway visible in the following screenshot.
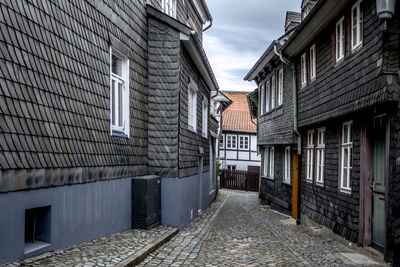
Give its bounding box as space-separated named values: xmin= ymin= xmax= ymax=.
xmin=371 ymin=115 xmax=386 ymax=252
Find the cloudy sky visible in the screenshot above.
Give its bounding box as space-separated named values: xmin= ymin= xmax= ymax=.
xmin=203 ymin=0 xmax=302 ymax=92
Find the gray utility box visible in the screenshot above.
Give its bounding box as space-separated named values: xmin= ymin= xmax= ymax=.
xmin=132 ymin=175 xmax=161 ymax=229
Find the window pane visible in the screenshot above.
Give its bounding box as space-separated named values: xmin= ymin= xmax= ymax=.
xmin=118 ymin=83 xmax=123 ymax=127
xmin=112 ymin=54 xmax=122 ymax=76
xmin=112 ymin=80 xmax=116 ymax=126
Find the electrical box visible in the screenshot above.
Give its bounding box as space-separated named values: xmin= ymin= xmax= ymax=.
xmin=132 ymin=175 xmax=161 ymax=229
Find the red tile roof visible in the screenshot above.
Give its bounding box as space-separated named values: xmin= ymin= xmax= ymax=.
xmin=222 ymin=92 xmax=257 ymax=133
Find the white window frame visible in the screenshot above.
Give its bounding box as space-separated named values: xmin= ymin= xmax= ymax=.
xmin=239 ymin=135 xmax=249 ymax=150
xmin=340 ymin=121 xmax=353 ymax=193
xmin=271 ymin=75 xmax=276 ymax=109
xmin=219 ymin=134 xmax=225 ymax=149
xmin=188 ymin=78 xmax=198 ymax=132
xmin=202 ymin=98 xmax=208 ymax=138
xmin=316 ymin=128 xmax=325 ymax=185
xmin=161 ymin=0 xmax=177 ymax=18
xmin=283 ymin=146 xmax=291 ymax=184
xmin=263 ymin=147 xmax=274 ymax=179
xmin=278 ymin=68 xmax=283 ymax=106
xmin=306 ymin=130 xmax=314 ymax=182
xmin=260 ymin=84 xmax=265 ymax=115
xmin=336 ymin=17 xmax=345 ymax=62
xmin=110 ymin=47 xmax=130 ymax=137
xmin=351 ymin=0 xmax=363 ymax=51
xmin=226 ymin=134 xmax=237 ymax=149
xmin=301 ymin=53 xmax=307 ymax=87
xmin=265 ymin=80 xmax=270 ymax=112
xmin=310 ymin=44 xmax=316 ymax=81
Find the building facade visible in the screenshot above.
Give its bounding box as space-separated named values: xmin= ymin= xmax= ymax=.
xmin=0 ymin=0 xmax=219 ymax=264
xmin=246 ymin=0 xmax=400 ymax=265
xmin=219 ymin=92 xmax=260 ymax=172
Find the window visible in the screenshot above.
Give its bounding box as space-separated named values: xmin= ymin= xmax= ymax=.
xmin=219 ymin=134 xmax=225 ymax=149
xmin=239 ymin=136 xmax=249 ymax=150
xmin=340 ymin=121 xmax=353 ymax=192
xmin=263 ymin=147 xmax=274 ymax=179
xmin=310 ymin=44 xmax=316 ymax=80
xmin=110 ymin=47 xmax=129 ymax=137
xmin=202 ymin=98 xmax=208 ymax=138
xmin=161 ymin=0 xmax=176 ymax=18
xmin=351 ymin=0 xmax=363 ymax=51
xmin=25 ymin=206 xmax=51 ymax=254
xmin=301 ymin=53 xmax=307 ymax=87
xmin=227 ymin=165 xmax=236 ymax=171
xmin=306 ymin=130 xmax=314 ymax=182
xmin=336 ymin=17 xmax=345 ymax=62
xmin=226 ymin=135 xmax=237 ymax=149
xmin=265 ymin=80 xmax=270 ymax=112
xmin=188 ymin=78 xmax=198 ymax=132
xmin=271 ymin=75 xmax=276 ymax=109
xmin=260 ymin=84 xmax=265 ymax=115
xmin=284 ymin=146 xmax=291 ymax=184
xmin=316 ymin=128 xmax=325 ymax=185
xmin=278 ymin=69 xmax=283 ymax=105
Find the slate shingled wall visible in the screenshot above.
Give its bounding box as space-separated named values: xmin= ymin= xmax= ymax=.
xmin=147 ymin=14 xmax=181 ymax=178
xmin=0 ymin=0 xmax=169 ymax=192
xmin=259 ymin=146 xmax=292 ymax=211
xmin=301 ymin=118 xmax=361 ymax=243
xmin=295 ymin=0 xmax=395 ymax=128
xmin=258 ymin=63 xmax=295 ymax=146
xmin=179 ymin=46 xmax=211 ymax=178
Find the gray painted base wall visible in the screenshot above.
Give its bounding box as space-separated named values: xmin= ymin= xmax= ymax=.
xmin=161 ymin=171 xmax=216 ymax=228
xmin=0 ymin=178 xmax=132 ymax=265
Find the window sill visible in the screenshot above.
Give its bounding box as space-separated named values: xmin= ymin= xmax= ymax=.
xmin=315 ymin=182 xmax=324 ymax=188
xmin=351 ymin=44 xmax=363 ymax=54
xmin=261 ymin=176 xmax=274 ymax=181
xmin=282 ymin=181 xmax=291 ymax=186
xmin=339 ymin=188 xmax=352 ymax=196
xmin=111 ymin=130 xmax=129 ymax=138
xmin=188 ymin=126 xmax=197 ymax=134
xmin=306 ymin=178 xmax=313 ymax=184
xmin=260 ymin=105 xmax=283 ymax=117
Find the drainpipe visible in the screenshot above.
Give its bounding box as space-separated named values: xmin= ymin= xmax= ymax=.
xmin=273 ymin=43 xmax=301 ymax=155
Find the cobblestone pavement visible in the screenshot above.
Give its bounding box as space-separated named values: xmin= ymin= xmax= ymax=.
xmin=3 ymin=225 xmax=175 ymax=267
xmin=140 ymin=190 xmax=383 ymax=267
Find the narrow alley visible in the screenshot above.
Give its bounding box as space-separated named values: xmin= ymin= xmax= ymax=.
xmin=139 ymin=190 xmax=384 ymax=267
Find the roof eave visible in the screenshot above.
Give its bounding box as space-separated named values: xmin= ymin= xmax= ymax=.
xmin=282 ymin=0 xmax=352 ymax=58
xmin=181 ymin=33 xmax=219 ymax=91
xmin=244 ymin=42 xmax=276 ymax=82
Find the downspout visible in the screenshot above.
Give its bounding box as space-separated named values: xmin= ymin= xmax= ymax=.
xmin=273 ymin=43 xmax=301 ymax=155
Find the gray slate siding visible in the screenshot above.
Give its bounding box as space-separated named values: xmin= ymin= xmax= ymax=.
xmin=296 ymin=0 xmax=398 ymax=128
xmin=390 ymin=105 xmax=400 ymax=265
xmin=258 ymin=63 xmax=295 ymax=146
xmin=0 ymin=0 xmax=152 ymax=192
xmin=147 ymin=15 xmax=181 ymax=178
xmin=301 ymin=119 xmax=361 ymax=243
xmin=259 ymin=146 xmax=292 ymax=210
xmin=179 ymin=47 xmax=210 ymax=178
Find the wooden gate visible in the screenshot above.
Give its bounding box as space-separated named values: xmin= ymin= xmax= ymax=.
xmin=220 ymin=170 xmax=260 ymax=192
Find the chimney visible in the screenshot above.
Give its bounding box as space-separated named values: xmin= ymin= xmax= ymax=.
xmin=301 ymin=0 xmax=318 ymax=20
xmin=285 ymin=11 xmax=301 ymax=33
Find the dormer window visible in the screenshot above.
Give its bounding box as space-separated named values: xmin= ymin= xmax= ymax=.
xmin=162 ymin=0 xmax=177 ymax=18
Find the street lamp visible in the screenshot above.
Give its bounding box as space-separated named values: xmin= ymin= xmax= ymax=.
xmin=376 ymin=0 xmax=396 ymax=20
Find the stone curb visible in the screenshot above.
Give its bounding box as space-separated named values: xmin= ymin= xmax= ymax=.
xmin=115 ymin=228 xmax=179 ymax=267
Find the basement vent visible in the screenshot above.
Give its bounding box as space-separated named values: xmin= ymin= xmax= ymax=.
xmin=24 ymin=206 xmax=51 ymax=254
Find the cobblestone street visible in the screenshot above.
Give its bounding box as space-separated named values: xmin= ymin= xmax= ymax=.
xmin=140 ymin=190 xmax=384 ymax=267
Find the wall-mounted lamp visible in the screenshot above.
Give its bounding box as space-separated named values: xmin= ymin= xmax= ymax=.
xmin=376 ymin=0 xmax=396 ymax=20
xmin=376 ymin=0 xmax=399 ymax=34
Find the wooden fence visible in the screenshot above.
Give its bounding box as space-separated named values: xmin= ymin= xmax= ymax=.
xmin=220 ymin=170 xmax=260 ymax=192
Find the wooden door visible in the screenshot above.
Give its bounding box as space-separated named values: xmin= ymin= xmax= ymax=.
xmin=372 ymin=118 xmax=386 ymax=252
